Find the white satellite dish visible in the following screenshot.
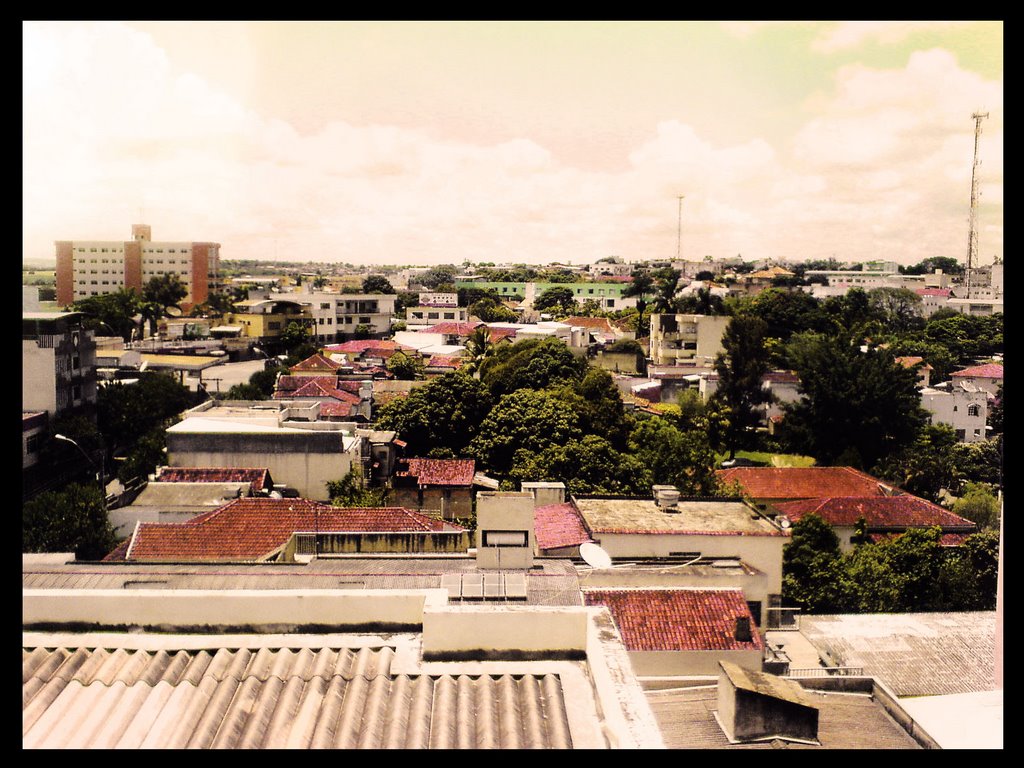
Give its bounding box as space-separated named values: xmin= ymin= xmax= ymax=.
xmin=580 ymin=542 xmax=613 ymax=569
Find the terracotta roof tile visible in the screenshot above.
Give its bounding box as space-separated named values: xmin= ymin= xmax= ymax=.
xmin=534 ymin=503 xmax=593 ymax=551
xmin=562 ymin=316 xmax=616 ymax=333
xmin=113 ymin=498 xmax=465 ymax=562
xmin=951 ymin=363 xmax=1004 ymax=379
xmin=426 ymin=355 xmax=465 ymax=369
xmin=276 ymin=375 xmax=338 ymax=393
xmin=583 ymin=589 xmax=765 ymax=652
xmin=777 ymin=496 xmax=977 ymax=530
xmin=155 ymin=467 xmax=273 ymax=492
xmin=325 ymin=340 xmax=403 ymax=354
xmin=895 ymin=356 xmax=933 ymax=371
xmin=394 ymin=458 xmax=476 ymax=487
xmin=915 ymin=288 xmax=952 ymax=297
xmin=487 ymin=327 xmax=519 ymax=342
xmin=716 ymin=467 xmax=896 ymax=500
xmin=424 ymin=322 xmax=482 ymax=336
xmin=289 ymin=353 xmax=343 ymax=373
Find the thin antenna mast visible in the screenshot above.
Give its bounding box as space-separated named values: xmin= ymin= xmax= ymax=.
xmin=966 ymin=111 xmax=988 ymax=299
xmin=676 ymin=195 xmax=685 ymax=260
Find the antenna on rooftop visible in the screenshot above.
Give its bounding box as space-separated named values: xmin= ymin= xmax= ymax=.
xmin=676 ymin=195 xmax=685 ymax=261
xmin=966 ymin=111 xmax=989 ymax=299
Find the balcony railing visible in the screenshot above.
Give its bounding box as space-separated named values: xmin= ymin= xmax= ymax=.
xmin=787 ymin=666 xmax=864 ymax=678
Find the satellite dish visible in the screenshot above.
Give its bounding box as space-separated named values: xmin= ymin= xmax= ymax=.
xmin=778 ymin=516 xmax=792 ymax=529
xmin=165 ymin=305 xmax=183 ymax=317
xmin=139 ymin=361 xmax=149 ymax=372
xmin=580 ymin=542 xmax=613 ymax=569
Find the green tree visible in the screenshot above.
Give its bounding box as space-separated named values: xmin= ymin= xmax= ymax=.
xmin=845 ymin=528 xmax=943 ymax=612
xmin=143 ymin=273 xmax=188 ymax=309
xmin=651 ymin=267 xmax=681 ymax=313
xmin=479 ymin=337 xmax=587 ymax=398
xmin=71 ymin=289 xmax=145 ymax=341
xmin=952 ymin=482 xmax=1000 ymax=531
xmin=353 ymin=323 xmax=373 ymax=340
xmin=469 ymin=295 xmax=518 ymax=323
xmin=873 ymin=424 xmax=961 ymax=503
xmin=780 ymin=337 xmax=927 ymax=468
xmin=97 ymin=372 xmax=198 ymax=453
xmin=23 ymin=483 xmax=116 ymax=560
xmin=117 ymin=427 xmax=167 ymax=484
xmin=742 ymin=288 xmax=825 ymax=341
xmin=223 ymin=382 xmax=267 ymax=400
xmin=386 ymin=351 xmax=422 ymax=381
xmin=509 ymin=435 xmax=649 ymax=496
xmin=419 ymin=266 xmax=458 ymax=290
xmin=988 ymin=384 xmax=1003 ymax=434
xmin=623 ymin=268 xmax=655 ymax=337
xmin=534 ymin=286 xmax=577 ymax=316
xmin=711 ymin=316 xmax=773 ymax=458
xmin=782 ymin=513 xmax=851 ymax=613
xmin=552 ymin=367 xmax=634 ymax=450
xmin=627 ymin=416 xmax=720 ymax=496
xmin=867 ymin=287 xmax=925 ymax=334
xmin=327 ymin=466 xmax=388 ymax=507
xmin=468 ymin=389 xmax=583 ymax=477
xmin=375 ymin=372 xmax=493 ymax=456
xmin=278 ymin=320 xmax=314 ymax=355
xmin=463 ymin=325 xmax=494 ymax=376
xmin=362 ymin=275 xmax=395 ymax=294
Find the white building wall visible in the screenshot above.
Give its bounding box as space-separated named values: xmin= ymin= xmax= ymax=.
xmin=920 ymin=387 xmax=988 ymax=442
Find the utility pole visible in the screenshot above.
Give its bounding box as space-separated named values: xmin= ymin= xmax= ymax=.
xmin=966 ymin=111 xmax=988 ymax=299
xmin=676 ymin=195 xmax=685 ymax=261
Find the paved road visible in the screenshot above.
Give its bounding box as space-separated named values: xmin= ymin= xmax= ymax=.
xmin=188 ymin=359 xmax=267 ymax=394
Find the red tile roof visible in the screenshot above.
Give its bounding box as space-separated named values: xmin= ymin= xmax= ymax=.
xmin=716 ymin=467 xmax=897 ymax=500
xmin=325 ymin=340 xmax=404 ymax=354
xmin=915 ymin=288 xmax=952 ymax=297
xmin=289 ymin=353 xmax=343 ymax=373
xmin=562 ymin=316 xmax=616 ymax=333
xmin=395 ymin=458 xmax=476 ymax=487
xmin=895 ymin=356 xmax=933 ymax=371
xmin=534 ymin=502 xmax=593 ymax=551
xmin=426 ymin=355 xmax=465 ymax=369
xmin=155 ymin=467 xmax=273 ymax=492
xmin=583 ymin=589 xmax=765 ymax=652
xmin=487 ymin=327 xmax=519 ymax=342
xmin=274 ymin=378 xmax=361 ymax=403
xmin=276 ymin=375 xmax=337 ymax=393
xmin=107 ymin=498 xmax=465 ymax=562
xmin=316 ymin=401 xmax=358 ymax=417
xmin=951 ymin=363 xmax=1004 ymax=379
xmin=763 ymin=370 xmax=800 ymax=383
xmin=776 ymin=496 xmax=977 ymax=530
xmin=424 ymin=321 xmax=482 ymax=336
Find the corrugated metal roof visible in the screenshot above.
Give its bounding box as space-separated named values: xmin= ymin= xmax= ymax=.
xmin=22 ymin=644 xmax=575 ymax=748
xmin=646 ymin=685 xmax=921 ymax=749
xmin=23 ymin=558 xmax=585 ymax=606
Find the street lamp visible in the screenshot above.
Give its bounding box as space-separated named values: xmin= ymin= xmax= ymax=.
xmin=54 ymin=434 xmax=106 ymax=505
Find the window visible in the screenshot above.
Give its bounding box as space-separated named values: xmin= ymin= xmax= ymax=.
xmin=968 ymin=404 xmax=981 ymax=417
xmin=956 ymin=429 xmax=966 ymax=440
xmin=318 ymin=318 xmax=324 ymax=325
xmin=359 ymin=317 xmax=371 ymax=324
xmin=428 ymin=312 xmax=439 ymax=319
xmin=268 ymin=322 xmax=281 ymax=331
xmin=444 ymin=312 xmax=455 ymax=319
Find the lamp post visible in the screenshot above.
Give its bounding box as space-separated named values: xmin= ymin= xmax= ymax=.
xmin=54 ymin=433 xmax=106 ymax=506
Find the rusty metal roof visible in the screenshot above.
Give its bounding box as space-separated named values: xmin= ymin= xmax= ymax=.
xmin=22 ymin=644 xmax=577 ymax=748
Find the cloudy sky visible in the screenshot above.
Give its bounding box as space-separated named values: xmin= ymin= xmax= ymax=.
xmin=23 ymin=21 xmax=1002 ymax=267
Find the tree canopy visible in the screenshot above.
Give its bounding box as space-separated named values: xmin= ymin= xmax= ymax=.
xmin=23 ymin=483 xmax=116 ymax=560
xmin=375 ymin=372 xmax=493 ymax=456
xmin=780 ymin=336 xmax=927 ymax=468
xmin=362 ymin=275 xmax=395 ymax=294
xmin=534 ymin=286 xmax=577 ymax=316
xmin=143 ymin=273 xmax=188 ymax=309
xmin=479 ymin=337 xmax=587 ymax=398
xmin=711 ymin=316 xmax=773 ymax=458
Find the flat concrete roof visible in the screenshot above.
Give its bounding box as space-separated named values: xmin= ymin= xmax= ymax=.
xmin=575 ymin=498 xmax=783 ymax=536
xmin=898 ymin=690 xmax=1002 ymax=749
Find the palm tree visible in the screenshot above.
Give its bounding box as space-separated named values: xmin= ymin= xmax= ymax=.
xmin=464 ymin=326 xmax=493 ymax=377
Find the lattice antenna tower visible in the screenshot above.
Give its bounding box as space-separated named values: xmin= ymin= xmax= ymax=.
xmin=966 ymin=111 xmax=989 ymax=299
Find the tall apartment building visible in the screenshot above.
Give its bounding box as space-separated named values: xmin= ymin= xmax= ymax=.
xmin=649 ymin=313 xmax=731 ymax=366
xmin=56 ymin=224 xmax=220 ymax=310
xmin=23 ymin=311 xmax=98 ymax=420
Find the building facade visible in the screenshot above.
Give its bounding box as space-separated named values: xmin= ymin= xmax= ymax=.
xmin=649 ymin=313 xmax=730 ymax=366
xmin=56 ymin=224 xmax=220 ymax=310
xmin=22 ymin=311 xmax=98 ymax=420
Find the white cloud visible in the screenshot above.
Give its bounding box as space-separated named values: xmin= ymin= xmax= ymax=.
xmin=810 ymin=21 xmax=959 ymax=54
